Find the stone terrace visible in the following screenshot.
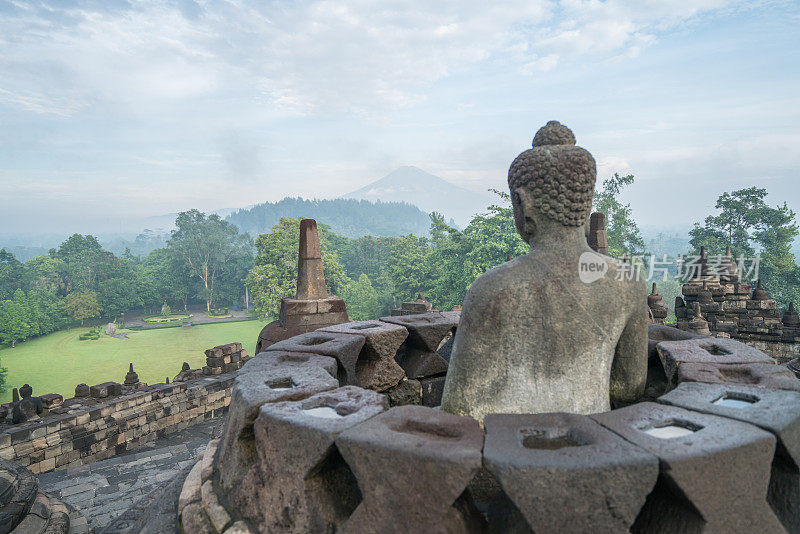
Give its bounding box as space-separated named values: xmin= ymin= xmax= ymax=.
xmin=38 ymin=416 xmax=222 ymax=532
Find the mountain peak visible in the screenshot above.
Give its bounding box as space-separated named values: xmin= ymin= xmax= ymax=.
xmin=342 ymin=166 xmax=494 ymax=226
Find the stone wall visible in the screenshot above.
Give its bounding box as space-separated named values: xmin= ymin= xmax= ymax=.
xmin=0 ymin=374 xmax=234 ymax=474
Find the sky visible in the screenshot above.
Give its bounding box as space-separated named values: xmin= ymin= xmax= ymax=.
xmin=0 ymin=0 xmax=799 ymax=235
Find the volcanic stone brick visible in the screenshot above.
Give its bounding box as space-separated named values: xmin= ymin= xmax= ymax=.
xmin=384 ymin=379 xmax=423 ymax=407
xmin=218 ymin=361 xmax=339 ymax=489
xmin=336 ymin=405 xmax=485 ymax=533
xmin=593 ymin=402 xmax=784 ymax=533
xmin=676 ymin=362 xmax=800 ymax=392
xmin=11 ymin=399 xmax=39 ymax=425
xmin=483 ymin=413 xmax=658 ymax=533
xmin=656 ymin=337 xmax=775 ymax=390
xmin=74 ymin=384 xmax=90 ymax=398
xmin=38 ymin=394 xmax=63 ymax=409
xmin=419 ymin=375 xmax=446 ymax=407
xmin=659 ymin=382 xmax=800 ymax=532
xmin=241 ymin=351 xmax=339 ymax=379
xmin=265 ymin=331 xmax=365 ymax=386
xmin=645 ymin=325 xmax=709 ymax=398
xmin=381 ymin=313 xmax=457 ymax=352
xmin=240 ymin=387 xmax=387 ymax=533
xmin=319 ymin=320 xmax=409 ymax=391
xmin=90 ymin=382 xmax=123 ymax=399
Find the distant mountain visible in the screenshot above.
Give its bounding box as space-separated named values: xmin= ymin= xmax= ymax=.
xmin=226 ymin=197 xmax=431 ymax=238
xmin=342 ymin=166 xmax=494 ymax=226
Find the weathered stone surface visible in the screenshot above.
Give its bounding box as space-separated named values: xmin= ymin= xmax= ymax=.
xmin=296 ymin=219 xmax=327 ymax=300
xmin=89 ymin=382 xmax=122 ymax=399
xmin=420 ymin=375 xmax=446 ymax=407
xmin=104 ymin=322 xmax=117 ymax=336
xmin=384 ymin=379 xmax=422 ymax=407
xmin=593 ymin=402 xmax=784 ymax=533
xmin=218 ymin=358 xmax=339 ymax=489
xmin=381 ymin=313 xmax=456 ymax=352
xmin=319 ymin=320 xmax=408 ymax=391
xmin=659 ymin=382 xmax=800 ymax=531
xmin=657 ymin=337 xmax=777 ymax=389
xmin=676 ymin=361 xmax=800 ymax=392
xmin=74 ymin=384 xmax=90 ymax=398
xmin=483 ymin=412 xmax=658 ymax=533
xmin=265 ymin=331 xmax=365 ymax=385
xmin=11 ymin=399 xmax=39 ymax=425
xmin=441 ymin=122 xmax=648 ymax=421
xmin=237 ymin=387 xmax=387 ymax=533
xmin=38 ymin=394 xmax=63 ymax=409
xmin=336 ymin=405 xmax=485 ymax=533
xmin=124 ymin=363 xmax=139 ymax=386
xmin=241 ymin=350 xmax=338 ymax=379
xmin=645 ymin=325 xmax=708 ymax=398
xmin=394 ymin=346 xmax=448 ymax=379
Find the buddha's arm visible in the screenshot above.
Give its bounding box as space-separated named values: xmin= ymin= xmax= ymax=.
xmin=609 ymin=304 xmax=648 ymax=405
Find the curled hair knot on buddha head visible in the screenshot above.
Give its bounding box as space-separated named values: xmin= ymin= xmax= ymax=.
xmin=508 ymin=121 xmax=596 ymax=227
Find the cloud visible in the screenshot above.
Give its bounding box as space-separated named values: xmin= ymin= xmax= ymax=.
xmin=0 ymin=0 xmax=744 ymax=119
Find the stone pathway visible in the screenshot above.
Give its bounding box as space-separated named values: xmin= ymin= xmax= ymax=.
xmin=38 ymin=417 xmax=223 ymax=532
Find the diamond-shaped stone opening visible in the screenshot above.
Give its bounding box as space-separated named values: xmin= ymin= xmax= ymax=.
xmin=299 ymin=336 xmax=333 ymax=346
xmin=641 ymin=419 xmax=703 ymax=439
xmin=392 ymin=419 xmax=462 ymax=440
xmin=711 ymin=392 xmax=759 ymax=409
xmin=699 ymin=343 xmax=732 ymax=356
xmin=519 ymin=428 xmax=590 ymax=450
xmin=349 ymin=323 xmax=381 ymax=331
xmin=303 ymin=406 xmax=345 ymax=419
xmin=266 ymin=377 xmax=296 ymax=391
xmin=276 ymin=354 xmax=311 ymax=363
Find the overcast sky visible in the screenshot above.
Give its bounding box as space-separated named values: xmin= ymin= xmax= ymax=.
xmin=1 ymin=0 xmax=798 ymax=234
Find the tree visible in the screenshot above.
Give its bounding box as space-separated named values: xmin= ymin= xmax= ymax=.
xmin=98 ymin=277 xmax=144 ymax=318
xmin=168 ymin=210 xmax=252 ymax=312
xmin=428 ymin=191 xmax=528 ymax=309
xmin=246 ymin=217 xmax=347 ymax=318
xmin=64 ymin=290 xmax=101 ymax=326
xmin=24 ymin=255 xmax=66 ymax=295
xmin=52 ymin=234 xmax=114 ymax=293
xmin=593 ymin=173 xmax=646 ymax=257
xmin=341 ymin=274 xmax=381 ymax=321
xmin=386 ymin=234 xmax=434 ymax=305
xmin=0 ymin=290 xmax=32 ymax=347
xmin=0 ymin=249 xmax=25 ymax=301
xmin=689 ymin=187 xmax=799 ymax=308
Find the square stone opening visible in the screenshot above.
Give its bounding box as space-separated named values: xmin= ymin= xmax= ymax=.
xmin=303 ymin=406 xmax=346 ymax=419
xmin=519 ymin=428 xmax=591 ymax=450
xmin=711 ymin=392 xmax=760 ymax=409
xmin=641 ymin=419 xmax=703 ymax=439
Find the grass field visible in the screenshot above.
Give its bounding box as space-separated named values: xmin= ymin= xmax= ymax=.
xmin=0 ymin=321 xmax=264 ymax=404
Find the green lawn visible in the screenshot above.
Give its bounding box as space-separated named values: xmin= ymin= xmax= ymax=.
xmin=0 ymin=321 xmax=264 ymax=404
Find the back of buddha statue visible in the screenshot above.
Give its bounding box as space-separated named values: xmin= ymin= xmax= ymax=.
xmin=440 ymin=121 xmax=648 ymax=422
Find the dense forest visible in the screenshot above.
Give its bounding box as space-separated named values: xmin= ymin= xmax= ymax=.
xmin=226 ymin=197 xmax=432 ymax=238
xmin=2 ymin=177 xmax=800 ymax=359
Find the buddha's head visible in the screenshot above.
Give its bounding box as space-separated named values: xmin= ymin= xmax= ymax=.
xmin=508 ymin=121 xmax=596 ymax=243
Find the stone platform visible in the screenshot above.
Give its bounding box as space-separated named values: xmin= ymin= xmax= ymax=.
xmin=38 ymin=417 xmax=222 ymax=532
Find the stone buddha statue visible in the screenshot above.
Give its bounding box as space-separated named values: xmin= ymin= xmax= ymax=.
xmin=441 ymin=121 xmax=648 ymax=421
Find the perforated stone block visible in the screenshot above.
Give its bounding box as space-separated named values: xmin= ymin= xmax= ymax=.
xmin=483 ymin=412 xmax=658 ymax=533
xmin=218 ymin=359 xmax=339 ymax=489
xmin=265 ymin=331 xmax=365 ymax=386
xmin=380 ymin=312 xmax=457 ymax=352
xmin=657 ymin=337 xmax=774 ymax=389
xmin=239 ymin=387 xmax=387 ymax=533
xmin=593 ymin=402 xmax=784 ymax=533
xmin=241 ymin=351 xmax=338 ymax=379
xmin=336 ymin=405 xmax=485 ymax=533
xmin=676 ymin=362 xmax=800 ymax=392
xmin=319 ymin=320 xmax=409 ymax=391
xmin=659 ymin=382 xmax=800 ymax=531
